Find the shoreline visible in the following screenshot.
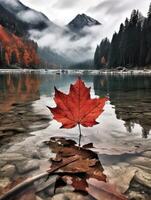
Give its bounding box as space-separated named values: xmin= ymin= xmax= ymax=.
xmin=0 ymin=68 xmax=151 ymax=75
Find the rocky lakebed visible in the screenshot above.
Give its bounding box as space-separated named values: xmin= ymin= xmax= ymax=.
xmin=0 ymin=100 xmax=150 ymax=200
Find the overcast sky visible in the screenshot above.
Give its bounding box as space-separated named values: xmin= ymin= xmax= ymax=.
xmin=19 ymin=0 xmax=151 ymax=61
xmin=21 ymin=0 xmax=150 ymax=32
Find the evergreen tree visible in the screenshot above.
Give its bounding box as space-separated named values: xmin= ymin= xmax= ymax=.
xmin=109 ymin=33 xmax=120 ymax=67
xmin=94 ymin=3 xmax=151 ymax=69
xmin=94 ymin=45 xmax=100 ymax=69
xmin=147 ymin=3 xmax=151 ymax=19
xmin=94 ymin=38 xmax=110 ymax=69
xmin=10 ymin=51 xmax=17 ymax=65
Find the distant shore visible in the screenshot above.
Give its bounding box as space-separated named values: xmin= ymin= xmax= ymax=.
xmin=0 ymin=68 xmax=151 ymax=75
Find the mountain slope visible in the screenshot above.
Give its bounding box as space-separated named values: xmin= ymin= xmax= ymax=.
xmin=38 ymin=47 xmax=72 ymax=67
xmin=0 ymin=0 xmax=58 ymax=33
xmin=0 ymin=0 xmax=102 ymax=67
xmin=0 ymin=4 xmax=29 ymax=36
xmin=68 ymin=13 xmax=101 ymax=32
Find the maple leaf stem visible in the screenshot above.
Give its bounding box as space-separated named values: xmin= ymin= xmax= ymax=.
xmin=78 ymin=123 xmax=82 ymax=147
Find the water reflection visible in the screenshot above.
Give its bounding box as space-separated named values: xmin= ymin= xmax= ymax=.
xmin=0 ymin=73 xmax=40 ymax=112
xmin=93 ymin=75 xmax=151 ymax=138
xmin=0 ymin=73 xmax=151 ymax=141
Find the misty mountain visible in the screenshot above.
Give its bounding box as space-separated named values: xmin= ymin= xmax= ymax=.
xmin=0 ymin=0 xmax=102 ymax=67
xmin=38 ymin=47 xmax=72 ymax=67
xmin=0 ymin=4 xmax=28 ymax=36
xmin=68 ymin=14 xmax=101 ymax=32
xmin=0 ymin=0 xmax=58 ymax=33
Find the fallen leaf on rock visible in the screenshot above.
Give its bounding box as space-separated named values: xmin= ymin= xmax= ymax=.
xmin=58 ymin=176 xmax=128 ymax=200
xmin=104 ymin=166 xmax=137 ymax=193
xmin=86 ymin=178 xmax=127 ymax=200
xmin=47 ymin=137 xmax=106 ymax=181
xmin=47 ymin=137 xmax=128 ymax=200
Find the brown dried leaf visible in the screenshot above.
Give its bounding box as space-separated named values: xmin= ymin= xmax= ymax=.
xmin=86 ymin=178 xmax=128 ymax=200
xmin=48 ymin=137 xmax=106 ymax=181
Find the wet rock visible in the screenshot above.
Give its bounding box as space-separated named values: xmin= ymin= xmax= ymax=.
xmin=104 ymin=165 xmax=137 ymax=193
xmin=0 ymin=102 xmax=50 ymax=151
xmin=32 ymin=151 xmax=41 ymax=159
xmin=133 ymin=164 xmax=151 ymax=174
xmin=29 ymin=123 xmax=49 ymax=132
xmin=128 ymin=191 xmax=146 ymax=200
xmin=134 ymin=170 xmax=151 ymax=188
xmin=18 ymin=110 xmax=26 ymax=115
xmin=51 ymin=192 xmax=88 ymax=200
xmin=0 ymin=127 xmax=26 ymax=133
xmin=36 ymin=196 xmax=44 ymax=200
xmin=0 ymin=161 xmax=7 ymax=168
xmin=16 ymin=160 xmax=40 ymax=174
xmin=0 ymin=153 xmax=26 ymax=162
xmin=129 ymin=156 xmax=151 ymax=168
xmin=0 ymin=177 xmax=10 ymax=188
xmin=55 ymin=185 xmax=74 ymax=194
xmin=36 ymin=176 xmax=57 ymax=193
xmin=141 ymin=151 xmax=151 ymax=158
xmin=143 ymin=113 xmax=151 ymax=119
xmin=0 ymin=164 xmax=16 ymax=177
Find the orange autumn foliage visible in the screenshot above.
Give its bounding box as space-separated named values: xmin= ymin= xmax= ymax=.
xmin=0 ymin=25 xmax=40 ymax=67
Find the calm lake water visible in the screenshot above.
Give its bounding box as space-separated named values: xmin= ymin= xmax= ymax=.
xmin=0 ymin=72 xmax=151 ymax=159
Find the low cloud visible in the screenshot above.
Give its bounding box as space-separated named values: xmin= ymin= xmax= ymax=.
xmin=17 ymin=10 xmax=47 ymax=24
xmin=29 ymin=25 xmax=103 ymax=62
xmin=89 ymin=0 xmax=145 ymax=15
xmin=0 ymin=0 xmax=19 ymax=8
xmin=53 ymin=0 xmax=78 ymax=9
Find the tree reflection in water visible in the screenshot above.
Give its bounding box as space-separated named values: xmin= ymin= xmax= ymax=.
xmin=0 ymin=73 xmax=40 ymax=112
xmin=93 ymin=74 xmax=151 ymax=138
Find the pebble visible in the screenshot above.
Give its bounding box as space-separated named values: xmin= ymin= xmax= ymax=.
xmin=141 ymin=151 xmax=151 ymax=158
xmin=128 ymin=156 xmax=151 ymax=168
xmin=0 ymin=153 xmax=26 ymax=162
xmin=16 ymin=160 xmax=40 ymax=174
xmin=29 ymin=123 xmax=49 ymax=132
xmin=0 ymin=177 xmax=10 ymax=188
xmin=0 ymin=161 xmax=7 ymax=168
xmin=0 ymin=164 xmax=16 ymax=177
xmin=51 ymin=192 xmax=89 ymax=200
xmin=128 ymin=191 xmax=146 ymax=200
xmin=135 ymin=170 xmax=151 ymax=188
xmin=0 ymin=127 xmax=26 ymax=133
xmin=36 ymin=196 xmax=44 ymax=200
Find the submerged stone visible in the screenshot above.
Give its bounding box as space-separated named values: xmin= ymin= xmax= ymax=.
xmin=0 ymin=164 xmax=16 ymax=177
xmin=16 ymin=160 xmax=40 ymax=174
xmin=134 ymin=170 xmax=151 ymax=188
xmin=52 ymin=192 xmax=89 ymax=200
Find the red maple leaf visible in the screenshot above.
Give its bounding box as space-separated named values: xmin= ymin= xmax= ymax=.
xmin=48 ymin=78 xmax=107 ymax=129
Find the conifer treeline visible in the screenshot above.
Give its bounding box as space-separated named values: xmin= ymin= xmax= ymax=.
xmin=94 ymin=3 xmax=151 ymax=69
